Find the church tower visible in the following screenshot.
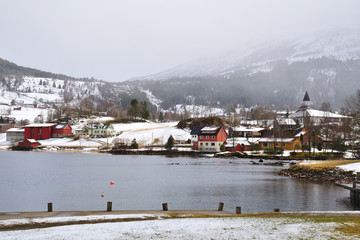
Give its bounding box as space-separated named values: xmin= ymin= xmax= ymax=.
xmin=300 ymin=91 xmax=311 ymax=110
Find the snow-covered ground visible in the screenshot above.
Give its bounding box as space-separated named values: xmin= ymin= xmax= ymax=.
xmin=0 ymin=214 xmax=353 ymax=240
xmin=0 ymin=121 xmax=190 ymax=150
xmin=111 ymin=121 xmax=190 ymax=146
xmin=338 ymin=162 xmax=360 ymax=173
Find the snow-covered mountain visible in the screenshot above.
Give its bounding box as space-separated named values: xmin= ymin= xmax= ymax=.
xmin=131 ymin=29 xmax=360 ymax=109
xmin=134 ymin=29 xmax=360 ymax=80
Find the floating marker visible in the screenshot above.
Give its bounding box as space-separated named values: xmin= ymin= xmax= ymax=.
xmin=110 ymin=181 xmax=114 ymax=185
xmin=101 ymin=193 xmax=105 ymax=198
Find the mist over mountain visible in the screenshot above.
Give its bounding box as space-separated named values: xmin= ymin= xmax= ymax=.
xmin=130 ymin=29 xmax=360 ymax=110
xmin=1 ymin=29 xmax=360 ymax=112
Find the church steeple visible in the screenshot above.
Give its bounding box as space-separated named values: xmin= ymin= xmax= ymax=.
xmin=300 ymin=91 xmax=311 ymax=110
xmin=303 ymin=91 xmax=310 ymax=102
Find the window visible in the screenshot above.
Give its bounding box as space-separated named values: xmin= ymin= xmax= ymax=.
xmin=200 ymin=136 xmax=203 ymax=139
xmin=200 ymin=143 xmax=203 ymax=146
xmin=206 ymin=136 xmax=209 ymax=139
xmin=212 ymin=136 xmax=215 ymax=139
xmin=206 ymin=143 xmax=208 ymax=146
xmin=263 ymin=142 xmax=268 ymax=148
xmin=211 ymin=143 xmax=215 ymax=146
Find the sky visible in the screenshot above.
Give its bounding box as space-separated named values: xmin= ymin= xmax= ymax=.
xmin=1 ymin=0 xmax=360 ymax=82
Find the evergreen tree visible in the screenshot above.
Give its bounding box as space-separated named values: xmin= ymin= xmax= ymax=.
xmin=165 ymin=135 xmax=175 ymax=150
xmin=130 ymin=138 xmax=138 ymax=149
xmin=158 ymin=112 xmax=164 ymax=122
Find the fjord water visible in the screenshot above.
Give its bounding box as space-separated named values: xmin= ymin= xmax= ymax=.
xmin=0 ymin=151 xmax=353 ymax=213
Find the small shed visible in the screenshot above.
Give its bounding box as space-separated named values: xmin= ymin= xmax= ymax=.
xmin=18 ymin=139 xmax=40 ymax=148
xmin=6 ymin=128 xmax=24 ymax=141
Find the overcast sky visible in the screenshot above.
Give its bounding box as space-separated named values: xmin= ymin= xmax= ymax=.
xmin=1 ymin=0 xmax=360 ymax=82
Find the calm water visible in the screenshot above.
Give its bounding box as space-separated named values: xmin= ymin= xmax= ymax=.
xmin=0 ymin=151 xmax=354 ymax=213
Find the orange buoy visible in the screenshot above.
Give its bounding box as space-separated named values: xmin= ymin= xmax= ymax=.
xmin=110 ymin=181 xmax=114 ymax=185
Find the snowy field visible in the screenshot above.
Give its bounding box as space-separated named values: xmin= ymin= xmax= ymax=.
xmin=0 ymin=214 xmax=355 ymax=240
xmin=339 ymin=162 xmax=360 ymax=173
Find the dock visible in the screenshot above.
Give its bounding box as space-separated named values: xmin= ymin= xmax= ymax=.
xmin=336 ymin=181 xmax=360 ymax=207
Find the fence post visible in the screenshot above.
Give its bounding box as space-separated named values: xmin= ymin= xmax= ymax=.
xmin=47 ymin=202 xmax=53 ymax=212
xmin=218 ymin=202 xmax=224 ymax=211
xmin=236 ymin=206 xmax=241 ymax=214
xmin=353 ymin=181 xmax=357 ymax=188
xmin=162 ymin=203 xmax=168 ymax=211
xmin=107 ymin=201 xmax=112 ymax=212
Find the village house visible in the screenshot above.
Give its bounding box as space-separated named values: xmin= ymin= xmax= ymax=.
xmin=90 ymin=123 xmax=116 ymax=138
xmin=258 ymin=138 xmax=302 ymax=151
xmin=292 ymin=128 xmax=322 ymax=149
xmin=194 ymin=126 xmax=227 ymax=152
xmin=52 ymin=123 xmax=73 ymax=138
xmin=24 ymin=123 xmax=56 ymax=140
xmin=228 ymin=126 xmax=269 ymax=138
xmin=6 ymin=128 xmax=25 ymax=141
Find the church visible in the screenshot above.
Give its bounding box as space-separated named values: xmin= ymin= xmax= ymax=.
xmin=289 ymin=91 xmax=351 ymax=126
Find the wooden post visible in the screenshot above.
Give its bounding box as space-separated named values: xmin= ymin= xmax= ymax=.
xmin=218 ymin=202 xmax=224 ymax=211
xmin=236 ymin=206 xmax=241 ymax=214
xmin=353 ymin=181 xmax=357 ymax=189
xmin=162 ymin=203 xmax=168 ymax=211
xmin=47 ymin=202 xmax=53 ymax=212
xmin=274 ymin=208 xmax=280 ymax=212
xmin=107 ymin=201 xmax=112 ymax=212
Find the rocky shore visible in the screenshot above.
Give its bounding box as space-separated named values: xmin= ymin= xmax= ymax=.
xmin=278 ymin=165 xmax=358 ymax=183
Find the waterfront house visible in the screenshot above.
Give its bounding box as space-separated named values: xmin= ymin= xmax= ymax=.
xmin=52 ymin=123 xmax=73 ymax=138
xmin=258 ymin=138 xmax=302 ymax=151
xmin=196 ymin=126 xmax=227 ymax=152
xmin=90 ymin=123 xmax=116 ymax=138
xmin=190 ymin=126 xmax=203 ymax=144
xmin=24 ymin=123 xmax=56 ymax=140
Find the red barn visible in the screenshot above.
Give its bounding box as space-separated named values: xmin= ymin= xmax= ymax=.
xmin=24 ymin=123 xmax=56 ymax=140
xmin=52 ymin=123 xmax=73 ymax=138
xmin=18 ymin=139 xmax=39 ymax=148
xmin=196 ymin=126 xmax=227 ymax=152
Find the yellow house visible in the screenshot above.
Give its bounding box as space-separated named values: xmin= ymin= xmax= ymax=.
xmin=259 ymin=138 xmax=302 ymax=150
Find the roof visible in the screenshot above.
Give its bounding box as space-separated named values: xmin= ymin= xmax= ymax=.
xmin=303 ymin=91 xmax=310 ymax=101
xmin=190 ymin=126 xmax=203 ymax=135
xmin=6 ymin=128 xmax=24 ymax=132
xmin=201 ymin=126 xmax=219 ymax=132
xmin=199 ymin=126 xmax=225 ymax=136
xmin=25 ymin=123 xmax=56 ymax=127
xmin=276 ymin=118 xmax=296 ymax=125
xmin=26 ymin=139 xmax=39 ymax=143
xmin=292 ymin=128 xmax=305 ymax=137
xmin=54 ymin=124 xmax=71 ymax=129
xmin=290 ymin=108 xmax=351 ymax=119
xmin=259 ymin=138 xmax=297 ymax=143
xmin=233 ymin=126 xmax=265 ymax=132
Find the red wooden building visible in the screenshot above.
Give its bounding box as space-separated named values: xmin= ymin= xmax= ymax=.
xmin=18 ymin=139 xmax=39 ymax=148
xmin=194 ymin=126 xmax=227 ymax=152
xmin=24 ymin=123 xmax=56 ymax=140
xmin=52 ymin=123 xmax=73 ymax=138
